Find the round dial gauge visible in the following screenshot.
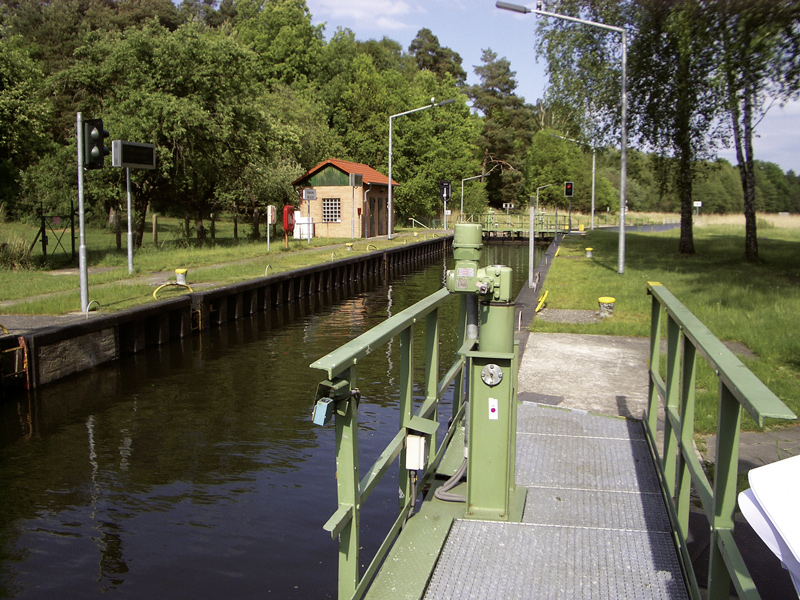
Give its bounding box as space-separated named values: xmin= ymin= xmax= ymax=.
xmin=480 ymin=363 xmax=503 ymax=387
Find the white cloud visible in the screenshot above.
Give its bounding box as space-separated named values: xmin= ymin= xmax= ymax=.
xmin=309 ymin=0 xmax=421 ymax=31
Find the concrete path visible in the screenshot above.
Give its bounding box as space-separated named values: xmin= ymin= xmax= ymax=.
xmin=518 ymin=332 xmax=650 ymax=420
xmin=0 ymin=312 xmax=103 ymax=333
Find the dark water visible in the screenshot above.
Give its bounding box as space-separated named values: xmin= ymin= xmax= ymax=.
xmin=0 ymin=243 xmax=533 ymax=599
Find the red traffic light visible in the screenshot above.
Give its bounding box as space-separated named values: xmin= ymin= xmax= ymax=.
xmin=564 ymin=181 xmax=574 ymax=197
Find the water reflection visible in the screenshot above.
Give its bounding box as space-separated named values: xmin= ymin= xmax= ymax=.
xmin=0 ymin=243 xmax=534 ymax=599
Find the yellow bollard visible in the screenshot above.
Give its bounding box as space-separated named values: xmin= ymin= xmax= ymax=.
xmin=598 ymin=296 xmax=615 ymax=318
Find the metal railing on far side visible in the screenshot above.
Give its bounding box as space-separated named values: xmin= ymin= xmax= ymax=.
xmin=309 ymin=287 xmax=468 ymax=600
xmin=645 ymin=282 xmax=797 ymax=600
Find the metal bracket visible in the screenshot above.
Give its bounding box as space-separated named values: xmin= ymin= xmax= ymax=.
xmin=312 ymin=379 xmax=361 ymax=426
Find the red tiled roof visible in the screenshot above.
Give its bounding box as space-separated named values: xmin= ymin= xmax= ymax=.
xmin=292 ymin=158 xmax=398 ymax=187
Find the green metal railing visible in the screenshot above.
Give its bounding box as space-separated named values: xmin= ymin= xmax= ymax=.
xmin=645 ymin=282 xmax=797 ymax=600
xmin=462 ymin=213 xmax=573 ymax=236
xmin=310 ymin=287 xmax=468 ymax=600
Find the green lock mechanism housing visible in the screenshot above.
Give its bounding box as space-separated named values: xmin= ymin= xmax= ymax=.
xmin=445 ymin=223 xmax=525 ymax=521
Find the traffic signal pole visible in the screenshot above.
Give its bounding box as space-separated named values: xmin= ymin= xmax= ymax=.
xmin=76 ymin=112 xmax=89 ymax=313
xmin=497 ymin=1 xmax=627 ymax=273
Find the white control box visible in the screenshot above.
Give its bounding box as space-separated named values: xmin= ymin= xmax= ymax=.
xmin=406 ymin=434 xmax=428 ymax=470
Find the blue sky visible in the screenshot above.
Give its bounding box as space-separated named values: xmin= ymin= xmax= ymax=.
xmin=305 ymin=0 xmax=800 ymax=175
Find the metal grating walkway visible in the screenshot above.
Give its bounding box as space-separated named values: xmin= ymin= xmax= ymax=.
xmin=424 ymin=403 xmax=690 ymax=599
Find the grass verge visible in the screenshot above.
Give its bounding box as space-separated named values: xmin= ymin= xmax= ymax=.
xmin=0 ymin=216 xmax=443 ymax=313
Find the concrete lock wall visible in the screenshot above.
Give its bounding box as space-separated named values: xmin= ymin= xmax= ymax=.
xmin=6 ymin=237 xmax=451 ymax=392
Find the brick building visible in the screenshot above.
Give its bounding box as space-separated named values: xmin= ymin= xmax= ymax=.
xmin=292 ymin=158 xmax=398 ymax=239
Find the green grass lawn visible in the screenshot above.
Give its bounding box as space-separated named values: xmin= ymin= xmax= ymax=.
xmin=533 ymin=224 xmax=800 ymax=432
xmin=0 ymin=215 xmax=443 ymax=312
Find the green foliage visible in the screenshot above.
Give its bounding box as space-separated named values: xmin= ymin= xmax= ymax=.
xmin=535 ymin=0 xmax=800 ymax=259
xmin=409 ymin=28 xmax=467 ymax=86
xmin=18 ymin=145 xmax=81 ymax=220
xmin=0 ymin=34 xmax=55 ymax=215
xmin=535 ymin=0 xmax=628 ymax=148
xmin=470 ymin=48 xmax=535 ymax=208
xmin=391 ymin=72 xmax=479 ymax=221
xmin=0 ymin=237 xmax=34 ymax=270
xmin=1 ymin=0 xmax=799 ymax=243
xmin=461 ymin=181 xmax=490 ymax=215
xmin=234 ymin=0 xmax=324 ymax=88
xmin=713 ymin=0 xmax=800 ymax=259
xmin=525 ymin=129 xmax=584 ymax=208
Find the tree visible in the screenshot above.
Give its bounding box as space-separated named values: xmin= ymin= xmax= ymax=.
xmin=525 ymin=129 xmax=615 ymax=214
xmin=713 ymin=0 xmax=800 ymax=259
xmin=325 ymin=53 xmax=407 ymax=166
xmin=754 ymin=161 xmax=791 ymax=212
xmin=534 ymin=0 xmax=628 ymax=149
xmin=115 ymin=0 xmax=183 ymax=31
xmin=529 ymin=97 xmax=581 ymax=138
xmin=461 ymin=181 xmax=490 ymax=216
xmin=535 ymin=1 xmax=719 ymax=254
xmin=629 ymin=0 xmax=722 ymax=254
xmin=234 ymin=0 xmax=324 ymax=89
xmin=358 ymin=37 xmax=413 ymax=76
xmin=469 ymin=48 xmax=534 ymax=208
xmin=58 ymin=21 xmax=280 ymax=245
xmin=0 ymin=34 xmax=54 ymax=216
xmin=524 ymin=129 xmax=583 ymax=209
xmin=389 ymin=71 xmax=479 ymax=221
xmin=786 ymin=170 xmax=800 ymax=214
xmin=409 ymin=28 xmax=467 ymax=86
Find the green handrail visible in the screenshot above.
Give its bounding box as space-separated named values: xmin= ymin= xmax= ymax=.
xmin=645 ymin=282 xmax=796 ymax=600
xmin=310 ymin=287 xmax=468 ymax=600
xmin=407 ymin=217 xmax=431 ymax=229
xmin=466 ymin=213 xmax=574 ymax=235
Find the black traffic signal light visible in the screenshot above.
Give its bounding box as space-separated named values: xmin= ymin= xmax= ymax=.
xmin=83 ymin=118 xmax=110 ymax=169
xmin=565 ymin=181 xmax=574 ymax=197
xmin=440 ymin=180 xmax=452 ymax=202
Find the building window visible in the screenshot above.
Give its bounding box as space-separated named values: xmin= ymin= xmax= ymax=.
xmin=322 ymin=198 xmax=341 ymax=223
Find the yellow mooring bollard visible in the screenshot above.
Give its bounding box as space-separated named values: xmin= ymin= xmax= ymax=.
xmin=153 ymin=269 xmax=192 ymax=300
xmin=598 ymin=296 xmax=615 ymax=318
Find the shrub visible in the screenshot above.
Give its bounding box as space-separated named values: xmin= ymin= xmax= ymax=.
xmin=0 ymin=237 xmax=34 ymax=270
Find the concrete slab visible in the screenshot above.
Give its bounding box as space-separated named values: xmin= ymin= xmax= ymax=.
xmin=703 ymin=427 xmax=800 ymax=471
xmin=0 ymin=312 xmax=103 ymax=334
xmin=535 ymin=307 xmax=598 ymax=324
xmin=517 ymin=332 xmax=650 ymax=419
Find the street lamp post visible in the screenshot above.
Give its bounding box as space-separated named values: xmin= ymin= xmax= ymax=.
xmin=497 ymin=1 xmax=627 ymax=273
xmin=460 ymin=164 xmax=498 ymax=222
xmin=549 ymin=133 xmax=597 ymax=230
xmin=529 ymin=183 xmax=552 ymax=288
xmin=388 ymin=98 xmax=456 ymax=240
